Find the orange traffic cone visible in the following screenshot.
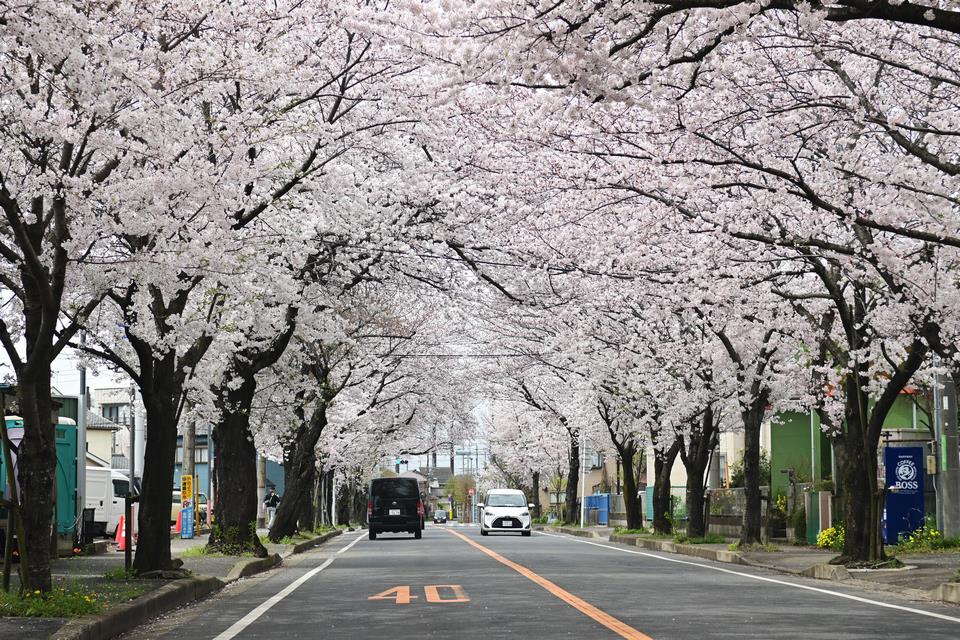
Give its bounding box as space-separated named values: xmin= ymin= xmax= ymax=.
xmin=172 ymin=509 xmax=182 ymax=534
xmin=116 ymin=515 xmax=126 ymax=551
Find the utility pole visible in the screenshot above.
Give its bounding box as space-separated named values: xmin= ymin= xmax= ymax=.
xmin=183 ymin=420 xmax=196 ymax=508
xmin=934 ymin=358 xmax=947 ymax=532
xmin=77 ymin=333 xmax=87 ymax=537
xmin=256 ymin=454 xmax=267 ymax=528
xmin=942 ymin=375 xmax=960 ymax=537
xmin=579 ymin=428 xmax=586 ymax=528
xmin=128 ymin=385 xmax=136 ymax=495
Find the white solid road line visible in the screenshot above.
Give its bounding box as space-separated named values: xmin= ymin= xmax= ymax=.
xmin=537 ymin=532 xmax=960 ymax=624
xmin=212 ymin=532 xmax=366 ymax=640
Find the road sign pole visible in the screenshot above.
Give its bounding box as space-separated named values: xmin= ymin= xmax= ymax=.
xmin=580 ymin=428 xmax=586 ymax=528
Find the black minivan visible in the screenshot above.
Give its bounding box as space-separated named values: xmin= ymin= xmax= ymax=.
xmin=367 ymin=477 xmax=425 ymax=540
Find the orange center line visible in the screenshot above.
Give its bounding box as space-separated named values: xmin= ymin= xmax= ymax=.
xmin=446 ymin=529 xmax=653 ymax=640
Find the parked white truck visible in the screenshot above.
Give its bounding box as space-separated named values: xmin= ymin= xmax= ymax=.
xmin=85 ymin=467 xmax=132 ymax=538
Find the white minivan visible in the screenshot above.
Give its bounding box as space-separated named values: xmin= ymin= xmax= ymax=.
xmin=479 ymin=489 xmax=534 ymax=536
xmin=85 ymin=467 xmax=132 ymax=538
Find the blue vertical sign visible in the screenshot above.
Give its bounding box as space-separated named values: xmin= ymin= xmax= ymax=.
xmin=181 ymin=502 xmax=195 ymax=539
xmin=883 ymin=447 xmax=925 ymax=544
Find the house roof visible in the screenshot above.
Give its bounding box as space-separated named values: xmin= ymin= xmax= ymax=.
xmin=86 ymin=411 xmax=123 ymax=431
xmin=86 ymin=450 xmax=111 ymax=468
xmin=412 ymin=467 xmax=453 ymax=484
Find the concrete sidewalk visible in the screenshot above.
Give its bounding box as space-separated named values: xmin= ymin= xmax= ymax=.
xmin=544 ymin=525 xmax=960 ymax=604
xmin=0 ymin=528 xmax=348 ymax=639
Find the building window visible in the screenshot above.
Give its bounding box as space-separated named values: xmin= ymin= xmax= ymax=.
xmin=591 ymin=451 xmax=603 ymax=469
xmin=177 ymin=446 xmax=209 ymax=464
xmin=101 ymin=404 xmax=124 ymax=424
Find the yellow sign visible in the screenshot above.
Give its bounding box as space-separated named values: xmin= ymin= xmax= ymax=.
xmin=181 ymin=474 xmax=193 ymax=503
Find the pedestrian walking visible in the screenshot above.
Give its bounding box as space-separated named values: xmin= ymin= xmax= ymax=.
xmin=264 ymin=487 xmax=281 ymax=528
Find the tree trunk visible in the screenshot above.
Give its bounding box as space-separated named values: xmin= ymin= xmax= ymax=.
xmin=15 ymin=373 xmax=56 ymax=592
xmin=299 ymin=472 xmax=317 ymax=530
xmin=324 ymin=469 xmax=334 ymax=525
xmin=620 ymin=444 xmax=642 ymax=530
xmin=532 ymin=471 xmax=541 ymax=518
xmin=208 ymin=373 xmax=267 ymax=557
xmin=336 ymin=480 xmax=350 ymax=525
xmin=683 ymin=406 xmax=718 ymax=539
xmin=134 ymin=389 xmax=180 ymax=572
xmin=269 ymin=405 xmax=326 ymax=541
xmin=838 ymin=370 xmax=882 ymax=562
xmin=565 ymin=428 xmax=580 ymax=524
xmin=653 ymin=439 xmax=681 ymax=535
xmin=257 ymin=456 xmax=267 ymax=528
xmin=739 ymin=402 xmax=766 ymax=545
xmin=834 ymin=333 xmax=924 ymax=563
xmin=352 ymin=481 xmax=367 ymax=524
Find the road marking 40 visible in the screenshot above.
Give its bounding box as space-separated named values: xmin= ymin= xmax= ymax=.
xmin=368 ymin=585 xmax=469 ymax=605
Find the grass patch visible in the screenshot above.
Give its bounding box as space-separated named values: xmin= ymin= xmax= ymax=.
xmin=951 ymin=569 xmax=960 ymax=583
xmin=179 ymin=545 xmax=252 ymax=558
xmin=103 ymin=567 xmax=138 ymax=580
xmin=257 ymin=525 xmax=347 ymax=546
xmin=314 ymin=524 xmax=348 ymax=534
xmin=675 ymin=532 xmax=726 ymax=545
xmin=0 ymin=578 xmax=153 ymax=618
xmin=729 ymin=541 xmax=781 ymax=552
xmin=259 ymin=531 xmax=314 ymax=545
xmin=179 ymin=545 xmax=212 ymax=558
xmin=645 ymin=531 xmax=674 ymax=539
xmin=613 ymin=527 xmax=648 ymax=535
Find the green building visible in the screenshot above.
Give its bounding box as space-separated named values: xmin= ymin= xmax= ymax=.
xmin=770 ymin=393 xmax=931 ymax=499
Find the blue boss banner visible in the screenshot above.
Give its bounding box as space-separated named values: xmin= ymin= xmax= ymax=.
xmin=883 ymin=446 xmax=925 ymax=545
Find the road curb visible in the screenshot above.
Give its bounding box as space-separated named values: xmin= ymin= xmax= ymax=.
xmin=603 ymin=533 xmax=960 ymax=605
xmin=224 ymin=552 xmax=282 ymax=583
xmin=800 ymin=563 xmax=852 ymax=581
xmin=932 ymin=581 xmax=960 ymax=604
xmin=49 ymin=539 xmax=293 ymax=640
xmin=544 ymin=526 xmax=605 ymax=539
xmin=49 ymin=576 xmax=223 ymax=640
xmin=608 ymin=534 xmax=747 ymax=565
xmin=290 ymin=529 xmax=343 ymax=554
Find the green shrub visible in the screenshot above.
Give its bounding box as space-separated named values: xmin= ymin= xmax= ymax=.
xmin=728 ymin=451 xmax=771 ymax=488
xmin=813 ymin=478 xmax=834 ymax=492
xmin=532 ymin=515 xmax=548 ymax=525
xmin=817 ymin=525 xmax=844 ymax=551
xmin=894 ymin=519 xmax=960 ymax=552
xmin=774 ymin=493 xmax=788 ymax=515
xmin=789 ymin=507 xmax=806 ymax=540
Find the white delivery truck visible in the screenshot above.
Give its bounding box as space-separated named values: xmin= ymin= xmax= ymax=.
xmin=85 ymin=467 xmax=132 ymax=538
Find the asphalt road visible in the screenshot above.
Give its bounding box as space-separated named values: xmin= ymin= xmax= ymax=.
xmin=127 ymin=525 xmax=960 ymax=639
